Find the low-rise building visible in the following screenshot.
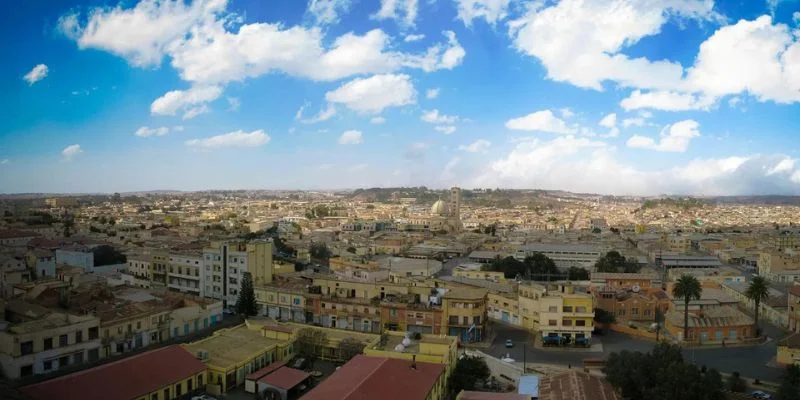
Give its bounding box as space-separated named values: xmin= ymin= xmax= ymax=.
xmin=665 ymin=305 xmax=755 ymax=343
xmin=721 ymin=281 xmax=789 ymax=329
xmin=168 ymin=250 xmax=203 ymax=297
xmin=0 ymin=300 xmax=101 ymax=379
xmin=777 ymin=333 xmax=800 ymax=366
xmin=442 ymin=287 xmax=488 ymax=343
xmin=21 ymin=345 xmax=207 ymax=400
xmin=789 ymin=284 xmax=800 ymax=333
xmin=514 ymin=243 xmax=601 ymax=269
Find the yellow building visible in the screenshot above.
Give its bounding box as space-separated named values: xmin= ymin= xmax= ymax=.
xmin=254 ymin=282 xmax=308 ymax=323
xmin=488 ymin=292 xmax=521 ymax=326
xmin=778 ymin=333 xmax=800 ymax=365
xmin=453 ymin=267 xmax=506 ymax=283
xmin=519 ymin=283 xmax=594 ymax=346
xmin=182 ymin=322 xmax=293 ymax=395
xmin=363 ymin=330 xmax=458 ymax=380
xmin=442 ymin=287 xmax=488 ymax=343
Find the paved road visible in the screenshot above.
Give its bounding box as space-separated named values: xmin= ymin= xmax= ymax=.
xmin=437 ymin=256 xmax=470 ymax=277
xmin=486 ymin=323 xmax=784 ymax=383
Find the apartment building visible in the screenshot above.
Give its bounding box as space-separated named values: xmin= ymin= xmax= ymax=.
xmin=758 ymin=251 xmax=800 ymax=283
xmin=55 ymin=244 xmax=94 ymax=271
xmin=442 ymin=288 xmax=488 ymax=343
xmin=520 ymin=283 xmax=594 ymax=346
xmin=27 ymin=249 xmax=56 ymax=280
xmin=488 ymin=292 xmax=520 ymax=326
xmin=0 ymin=300 xmax=101 ymax=379
xmin=255 ymin=283 xmax=308 ymax=323
xmin=168 ymin=250 xmax=203 ymax=297
xmin=203 ymin=240 xmax=273 ymax=307
xmin=126 ymin=252 xmax=152 ymax=281
xmin=151 ymin=249 xmax=169 ymax=287
xmin=514 ymin=243 xmax=601 ymax=269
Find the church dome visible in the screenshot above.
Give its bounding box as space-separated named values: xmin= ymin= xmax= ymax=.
xmin=431 ymin=200 xmax=449 ymax=216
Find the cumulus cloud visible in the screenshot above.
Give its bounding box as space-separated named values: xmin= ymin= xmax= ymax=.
xmin=23 ymin=64 xmax=49 ymax=85
xmin=472 ymin=135 xmax=800 ymax=195
xmin=372 ymin=0 xmax=418 ymax=26
xmin=185 ymin=129 xmax=270 ymax=149
xmin=300 ymin=104 xmax=336 ymax=124
xmin=338 ymin=130 xmax=363 ymax=145
xmin=767 ymin=158 xmax=796 ymax=176
xmin=150 ymin=85 xmax=222 ymax=116
xmin=403 ymin=31 xmax=466 ymax=72
xmin=421 ymin=109 xmax=459 ymax=124
xmin=598 ymin=113 xmax=616 ymax=128
xmin=435 ymin=126 xmax=457 ymax=135
xmin=183 ymin=104 xmax=210 ymax=120
xmin=135 ymin=126 xmax=169 ymax=137
xmin=326 ymin=74 xmax=416 ymax=114
xmin=626 ymin=120 xmax=701 ymax=152
xmin=622 ymin=117 xmax=646 ymax=128
xmin=459 ymin=139 xmax=491 ymax=153
xmin=426 ymin=88 xmax=440 ymax=99
xmin=227 ymin=97 xmax=240 ymax=111
xmin=456 ymin=0 xmax=511 ymax=26
xmin=62 ymin=144 xmax=83 ymax=161
xmin=404 ymin=33 xmax=425 ymax=42
xmin=505 ymin=109 xmax=574 ymax=134
xmin=621 ymin=90 xmax=715 ymax=111
xmin=370 ymin=116 xmax=386 ymax=124
xmin=306 ymin=0 xmax=352 ymax=25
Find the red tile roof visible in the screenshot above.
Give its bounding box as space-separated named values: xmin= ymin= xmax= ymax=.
xmin=22 ymin=345 xmax=207 ymax=400
xmin=259 ymin=367 xmax=310 ymax=390
xmin=246 ymin=360 xmax=287 ymax=381
xmin=301 ymin=355 xmax=445 ymax=400
xmin=0 ymin=230 xmax=40 ymax=239
xmin=538 ymin=371 xmax=619 ymax=400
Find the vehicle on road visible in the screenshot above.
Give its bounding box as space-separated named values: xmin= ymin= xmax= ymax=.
xmin=501 ymin=355 xmax=515 ymax=363
xmin=505 ymin=339 xmax=514 ymax=348
xmin=750 ymin=391 xmax=772 ymax=399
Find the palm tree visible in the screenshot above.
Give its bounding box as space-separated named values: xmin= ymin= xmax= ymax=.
xmin=746 ymin=276 xmax=770 ymax=336
xmin=672 ymin=275 xmax=702 ymax=342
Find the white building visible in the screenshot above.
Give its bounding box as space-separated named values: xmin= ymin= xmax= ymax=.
xmin=514 ymin=243 xmax=602 ymax=269
xmin=202 ymin=241 xmax=273 ymax=307
xmin=168 ymin=251 xmax=203 ymax=297
xmin=55 ymin=245 xmax=94 ymax=271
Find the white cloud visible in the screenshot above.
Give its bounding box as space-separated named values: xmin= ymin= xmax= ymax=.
xmin=559 ymin=108 xmax=574 ymax=118
xmin=372 ymin=0 xmax=418 ymax=26
xmin=793 ymin=170 xmax=800 ymax=184
xmin=794 ymin=11 xmax=800 ymax=24
xmin=183 ymin=104 xmax=210 ymax=120
xmin=370 ymin=116 xmax=386 ymax=124
xmin=62 ymin=144 xmax=83 ymax=161
xmin=767 ymin=158 xmax=796 ymax=175
xmin=435 ymin=125 xmax=457 ymax=135
xmin=325 ymin=73 xmax=416 ymax=114
xmin=57 ymin=0 xmax=227 ymax=67
xmin=301 ymin=104 xmax=337 ymax=123
xmin=1 ymin=159 xmax=9 ymax=165
xmin=426 ymin=88 xmax=440 ymax=99
xmin=338 ymin=130 xmax=363 ymax=145
xmin=421 ymin=109 xmax=459 ymax=124
xmin=598 ymin=113 xmax=616 ymax=128
xmin=295 ymin=102 xmax=309 ymax=121
xmin=456 ymin=0 xmax=511 ymax=26
xmin=505 ymin=109 xmax=574 ymax=134
xmin=307 ymin=0 xmax=352 ymax=25
xmin=621 ymin=90 xmax=715 ymax=111
xmin=626 ymin=119 xmax=700 ymax=152
xmin=23 ymin=64 xmax=49 ymax=85
xmin=404 ymin=33 xmax=425 ymax=42
xmin=227 ymin=96 xmax=240 ymax=111
xmin=173 ymin=125 xmax=185 ymax=131
xmin=508 ymin=0 xmax=718 ymax=91
xmin=684 ymin=16 xmax=800 ymax=104
xmin=404 ymin=142 xmax=428 ymax=160
xmin=185 ymin=129 xmax=270 ymax=149
xmin=728 ymin=96 xmax=741 ymax=108
xmin=473 ymin=136 xmax=800 ymax=195
xmin=403 ymin=31 xmax=466 ymax=72
xmin=459 ymin=139 xmax=491 ymax=153
xmin=622 ymin=117 xmax=645 ymax=128
xmin=135 ymin=126 xmax=169 ymax=137
xmin=150 ymin=85 xmax=222 ymax=116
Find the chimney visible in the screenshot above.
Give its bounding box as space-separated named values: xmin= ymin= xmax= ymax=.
xmin=411 ymin=354 xmax=417 ymax=369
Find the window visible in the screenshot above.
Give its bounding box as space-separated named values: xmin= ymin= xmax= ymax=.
xmin=576 ymin=320 xmax=586 ymax=326
xmin=59 ymin=334 xmax=68 ymax=346
xmin=59 ymin=356 xmax=69 ymax=368
xmin=576 ymin=306 xmax=587 ymax=313
xmin=449 ymin=316 xmax=459 ymax=325
xmin=462 ymin=316 xmax=469 ymax=325
xmin=137 ymin=321 xmax=141 ymax=330
xmin=548 ymin=306 xmax=557 ymax=312
xmin=151 ymin=395 xmax=158 ymax=400
xmin=175 ymin=382 xmax=182 ymax=396
xmin=20 ymin=365 xmax=33 ymax=377
xmin=473 ymin=316 xmax=481 ymax=324
xmin=89 ymin=327 xmax=99 ymax=340
xmin=644 ymin=309 xmax=651 ymax=316
xmin=631 ymin=308 xmax=639 ymax=316
xmin=20 ymin=341 xmax=34 ymax=356
xmin=163 ymin=388 xmax=170 ymax=400
xmin=43 ymin=360 xmax=53 ymax=371
xmin=563 ymin=306 xmax=573 ymax=313
xmin=548 ymin=320 xmax=557 ymax=326
xmin=294 ymin=298 xmax=301 ymax=305
xmin=562 ymin=319 xmax=573 ymax=326
xmin=74 ymin=352 xmax=84 ymax=364
xmin=76 ymin=330 xmax=83 ymax=343
xmin=88 ymin=348 xmax=99 ymax=362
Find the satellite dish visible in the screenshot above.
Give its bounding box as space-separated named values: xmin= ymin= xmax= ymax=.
xmin=402 ymin=338 xmax=412 ymax=346
xmin=394 ymin=344 xmax=405 ymax=352
xmin=631 ymin=284 xmax=641 ymax=293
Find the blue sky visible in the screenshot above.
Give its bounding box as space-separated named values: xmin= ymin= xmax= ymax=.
xmin=2 ymin=0 xmax=800 ymax=195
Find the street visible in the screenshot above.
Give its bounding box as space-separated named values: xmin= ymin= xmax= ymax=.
xmin=486 ymin=323 xmax=785 ymax=383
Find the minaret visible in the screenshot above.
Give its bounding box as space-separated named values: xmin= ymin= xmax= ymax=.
xmin=449 ymin=187 xmax=462 ymax=232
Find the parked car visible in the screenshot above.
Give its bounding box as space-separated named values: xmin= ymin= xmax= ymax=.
xmin=505 ymin=339 xmax=514 ymax=348
xmin=751 ymin=391 xmax=772 ymax=399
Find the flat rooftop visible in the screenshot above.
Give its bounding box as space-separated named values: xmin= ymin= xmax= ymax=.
xmin=183 ymin=324 xmax=285 ymax=370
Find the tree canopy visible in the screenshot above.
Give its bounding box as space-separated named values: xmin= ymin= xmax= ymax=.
xmin=745 ymin=276 xmax=770 ymax=335
xmin=337 ymin=338 xmax=365 ymax=362
xmin=777 ymin=364 xmax=800 ymax=400
xmin=310 ymin=243 xmax=332 ymax=264
xmin=604 ymin=343 xmax=724 ymax=400
xmin=594 ymin=251 xmax=641 ymax=273
xmin=672 ymin=275 xmax=702 ymax=342
xmin=235 ymin=272 xmax=258 ymax=316
xmin=93 ymin=245 xmax=127 ymax=266
xmin=488 ymin=254 xmax=561 ymax=280
xmin=567 ymin=266 xmax=590 ymax=280
xmin=295 ymin=328 xmax=328 ymax=364
xmin=447 ymin=355 xmax=491 ymax=398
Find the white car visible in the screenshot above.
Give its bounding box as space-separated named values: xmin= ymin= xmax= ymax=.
xmin=501 ymin=354 xmax=515 ymax=363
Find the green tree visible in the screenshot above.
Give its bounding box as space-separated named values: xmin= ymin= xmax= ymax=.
xmin=672 ymin=275 xmax=702 ymax=342
xmin=745 ymin=276 xmax=770 ymax=336
xmin=567 ymin=267 xmax=590 ymax=280
xmin=235 ymin=272 xmax=258 ymax=316
xmin=594 ymin=250 xmax=641 ymax=273
xmin=726 ymin=371 xmax=747 ymax=392
xmin=524 ymin=253 xmax=559 ymax=278
xmin=310 ymin=243 xmax=332 ymax=264
xmin=447 ymin=355 xmax=490 ymax=397
xmin=777 ymin=364 xmax=800 ymax=400
xmin=337 ymin=337 xmax=365 ymax=362
xmin=490 ymin=256 xmax=527 ymax=279
xmin=93 ymin=245 xmax=127 ymax=266
xmin=295 ymin=328 xmax=328 ymax=364
xmin=593 ymin=308 xmax=615 ymax=324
